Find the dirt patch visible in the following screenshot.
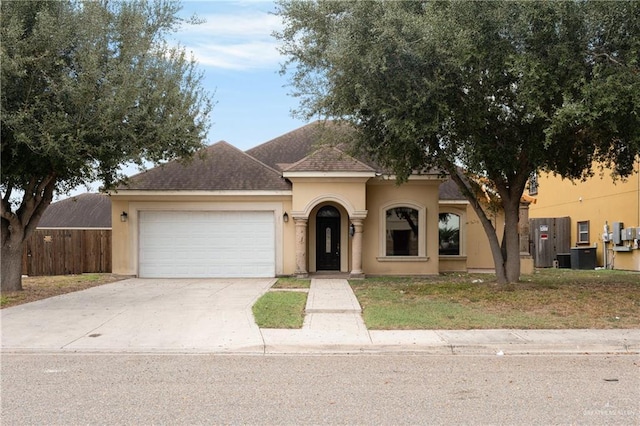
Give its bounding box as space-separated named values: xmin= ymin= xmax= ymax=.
xmin=1 ymin=274 xmax=128 ymax=309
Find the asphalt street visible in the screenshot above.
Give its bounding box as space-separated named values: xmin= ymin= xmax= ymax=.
xmin=2 ymin=354 xmax=638 ymax=425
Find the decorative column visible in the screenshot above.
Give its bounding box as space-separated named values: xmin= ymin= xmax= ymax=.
xmin=294 ymin=218 xmax=308 ymax=277
xmin=350 ymin=218 xmax=365 ymax=279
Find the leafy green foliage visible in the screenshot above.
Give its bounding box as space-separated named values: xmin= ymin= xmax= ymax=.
xmin=1 ymin=0 xmax=212 ymax=192
xmin=0 ymin=0 xmax=212 ymax=291
xmin=276 ymin=0 xmax=640 ymax=283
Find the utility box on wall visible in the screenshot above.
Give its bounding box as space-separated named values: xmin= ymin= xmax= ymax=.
xmin=612 ymin=222 xmax=623 ymax=245
xmin=529 ymin=217 xmax=571 ymax=268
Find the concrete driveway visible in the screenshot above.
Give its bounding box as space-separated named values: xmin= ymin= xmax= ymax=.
xmin=1 ymin=278 xmax=275 ymax=353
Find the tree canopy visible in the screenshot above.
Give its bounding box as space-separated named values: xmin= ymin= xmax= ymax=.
xmin=275 ymin=0 xmax=640 ymax=284
xmin=1 ymin=0 xmax=213 ymax=291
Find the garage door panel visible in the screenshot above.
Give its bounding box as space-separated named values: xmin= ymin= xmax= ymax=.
xmin=139 ymin=211 xmax=275 ymax=278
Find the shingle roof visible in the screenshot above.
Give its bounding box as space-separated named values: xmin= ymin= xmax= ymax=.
xmin=438 ymin=178 xmax=465 ymax=200
xmin=38 ymin=193 xmax=111 ymax=228
xmin=284 ymin=146 xmax=376 ymax=173
xmin=115 ymin=121 xmax=460 ymax=196
xmin=120 ymin=141 xmax=290 ymax=191
xmin=246 ymin=120 xmax=357 ymax=171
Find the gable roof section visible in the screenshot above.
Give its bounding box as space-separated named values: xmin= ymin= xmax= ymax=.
xmin=246 ymin=120 xmax=357 ymax=171
xmin=120 ymin=141 xmax=290 ymax=191
xmin=284 ymin=146 xmax=376 ymax=173
xmin=38 ymin=193 xmax=111 ymax=228
xmin=439 ymin=178 xmax=465 ymax=200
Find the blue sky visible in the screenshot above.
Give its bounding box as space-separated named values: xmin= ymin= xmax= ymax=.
xmin=66 ymin=1 xmax=306 ymax=197
xmin=175 ymin=0 xmax=307 ymax=151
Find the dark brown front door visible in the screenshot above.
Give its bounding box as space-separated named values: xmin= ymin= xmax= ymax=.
xmin=316 ymin=206 xmax=340 ymax=270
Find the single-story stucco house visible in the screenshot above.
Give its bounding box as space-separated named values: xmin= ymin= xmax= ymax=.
xmin=110 ymin=121 xmax=520 ymax=278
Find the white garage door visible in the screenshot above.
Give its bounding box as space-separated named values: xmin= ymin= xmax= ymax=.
xmin=139 ymin=211 xmax=275 ymax=278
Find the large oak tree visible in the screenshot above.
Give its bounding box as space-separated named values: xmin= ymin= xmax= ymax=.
xmin=275 ymin=0 xmax=640 ymax=284
xmin=1 ymin=1 xmax=212 ymax=291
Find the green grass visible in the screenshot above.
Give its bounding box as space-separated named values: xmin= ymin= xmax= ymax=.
xmin=272 ymin=277 xmax=311 ymax=289
xmin=252 ymin=291 xmax=307 ymax=328
xmin=350 ymin=269 xmax=640 ymax=330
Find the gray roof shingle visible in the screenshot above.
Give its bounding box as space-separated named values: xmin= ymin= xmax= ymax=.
xmin=284 ymin=146 xmax=376 ymax=173
xmin=246 ymin=120 xmax=357 ymax=171
xmin=38 ymin=193 xmax=111 ymax=228
xmin=115 ymin=121 xmax=461 ymax=198
xmin=120 ymin=141 xmax=290 ymax=191
xmin=438 ymin=178 xmax=465 ymax=200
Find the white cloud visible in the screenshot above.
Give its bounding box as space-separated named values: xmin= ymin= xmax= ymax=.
xmin=177 ymin=11 xmax=283 ymax=70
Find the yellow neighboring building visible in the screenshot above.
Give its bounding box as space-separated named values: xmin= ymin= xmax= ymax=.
xmin=528 ymin=159 xmax=640 ymax=271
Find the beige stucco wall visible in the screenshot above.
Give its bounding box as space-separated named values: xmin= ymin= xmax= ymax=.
xmin=465 ymin=205 xmax=505 ymax=270
xmin=363 ymin=179 xmax=442 ymax=275
xmin=529 ymin=160 xmax=640 ymax=271
xmin=111 ymin=176 xmax=525 ymax=278
xmin=110 ymin=192 xmax=294 ymax=276
xmin=285 ymin=175 xmax=371 ymax=274
xmin=288 ymin=177 xmax=370 ymax=217
xmin=437 ymin=201 xmax=507 ymax=272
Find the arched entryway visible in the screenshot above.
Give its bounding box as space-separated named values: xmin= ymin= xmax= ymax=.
xmin=292 ymin=197 xmax=366 ymax=278
xmin=316 ymin=205 xmax=341 ymax=270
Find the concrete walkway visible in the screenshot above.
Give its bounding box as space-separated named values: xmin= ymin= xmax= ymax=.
xmin=1 ymin=278 xmax=638 ymax=355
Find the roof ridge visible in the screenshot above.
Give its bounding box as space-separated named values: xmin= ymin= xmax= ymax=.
xmin=232 ymin=142 xmax=287 ymax=178
xmin=283 ymin=144 xmax=375 ymax=172
xmin=246 ymin=120 xmax=325 ymax=153
xmin=328 ymin=146 xmax=376 ymax=172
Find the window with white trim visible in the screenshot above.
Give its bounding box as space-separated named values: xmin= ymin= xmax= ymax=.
xmin=577 ymin=221 xmax=590 ymax=244
xmin=439 ymin=213 xmax=460 ymax=255
xmin=385 ymin=207 xmax=419 ymax=256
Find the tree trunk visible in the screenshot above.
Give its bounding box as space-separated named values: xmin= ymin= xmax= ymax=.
xmin=1 ymin=174 xmax=57 ymax=292
xmin=1 ymin=215 xmax=26 ymax=292
xmin=447 ymin=168 xmax=510 ymax=284
xmin=502 ymin=201 xmax=522 ymax=284
xmin=1 ymin=241 xmax=24 ymax=292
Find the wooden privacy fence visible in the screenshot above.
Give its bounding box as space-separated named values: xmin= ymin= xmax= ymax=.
xmin=22 ymin=229 xmax=112 ymax=276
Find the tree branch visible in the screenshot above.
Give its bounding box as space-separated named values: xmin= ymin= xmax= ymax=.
xmin=23 ymin=174 xmax=57 ymax=240
xmin=592 ymin=52 xmax=625 ymax=67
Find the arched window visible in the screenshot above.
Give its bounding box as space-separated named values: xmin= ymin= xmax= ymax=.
xmin=385 ymin=207 xmax=419 ymax=256
xmin=439 ymin=213 xmax=460 ymax=255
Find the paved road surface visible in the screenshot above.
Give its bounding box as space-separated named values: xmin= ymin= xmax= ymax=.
xmin=2 ymin=354 xmax=638 ymax=425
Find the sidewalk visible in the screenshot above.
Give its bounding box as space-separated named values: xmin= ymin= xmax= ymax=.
xmin=1 ymin=278 xmax=638 ymax=355
xmin=260 ymin=279 xmax=640 ymax=355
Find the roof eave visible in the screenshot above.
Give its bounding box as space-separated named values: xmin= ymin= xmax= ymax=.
xmin=109 ymin=190 xmax=293 ymax=197
xmin=282 ymin=171 xmax=377 ymax=179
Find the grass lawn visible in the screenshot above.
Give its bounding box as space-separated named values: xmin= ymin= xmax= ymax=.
xmin=271 ymin=277 xmax=311 ymax=289
xmin=1 ymin=274 xmax=126 ymax=308
xmin=252 ymin=290 xmax=307 ymax=328
xmin=350 ymin=269 xmax=640 ymax=329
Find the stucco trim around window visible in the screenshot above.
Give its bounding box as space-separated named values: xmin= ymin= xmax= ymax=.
xmin=438 ymin=206 xmax=467 ymax=257
xmin=377 ymin=256 xmax=429 ymax=262
xmin=378 ymin=201 xmax=426 ymax=259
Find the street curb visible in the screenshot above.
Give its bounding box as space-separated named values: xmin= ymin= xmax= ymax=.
xmin=262 ymin=344 xmax=639 ymax=356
